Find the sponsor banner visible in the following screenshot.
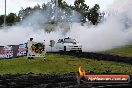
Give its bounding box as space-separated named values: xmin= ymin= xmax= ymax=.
xmin=0 ymin=42 xmax=45 ymax=59
xmin=83 ymin=75 xmax=130 ymax=83
xmin=0 ymin=44 xmax=27 ymax=59
xmin=8 ymin=45 xmax=19 ymax=58
xmin=27 ymin=42 xmax=46 ymax=57
xmin=17 ymin=44 xmax=27 ymax=57
xmin=0 ymin=46 xmax=13 ymax=58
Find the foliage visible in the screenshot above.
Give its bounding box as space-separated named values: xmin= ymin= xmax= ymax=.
xmin=0 ymin=0 xmax=104 ymax=26
xmin=74 ymin=0 xmax=89 ymax=23
xmin=87 ymin=4 xmax=100 ymax=25
xmin=18 ymin=7 xmax=33 ymax=20
xmin=0 ymin=13 xmax=20 ymax=26
xmin=0 ymin=15 xmax=4 ymax=26
xmin=6 ymin=13 xmax=20 ymax=25
xmin=17 ymin=0 xmax=103 ymax=25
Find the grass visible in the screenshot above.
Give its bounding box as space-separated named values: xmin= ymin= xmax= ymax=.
xmin=103 ymin=45 xmax=132 ymax=56
xmin=0 ymin=53 xmax=131 ymax=75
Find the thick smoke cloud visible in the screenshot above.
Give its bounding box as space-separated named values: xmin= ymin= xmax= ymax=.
xmin=65 ymin=0 xmax=132 ymax=51
xmin=0 ymin=0 xmax=132 ymax=52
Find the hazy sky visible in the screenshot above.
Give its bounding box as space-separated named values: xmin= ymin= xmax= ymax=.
xmin=0 ymin=0 xmax=114 ymax=15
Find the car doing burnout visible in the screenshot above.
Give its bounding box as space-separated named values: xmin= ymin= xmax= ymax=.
xmin=56 ymin=37 xmax=82 ymax=52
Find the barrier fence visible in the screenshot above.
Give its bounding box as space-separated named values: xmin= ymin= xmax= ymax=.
xmin=0 ymin=44 xmax=132 ymax=65
xmin=0 ymin=43 xmax=27 ymax=59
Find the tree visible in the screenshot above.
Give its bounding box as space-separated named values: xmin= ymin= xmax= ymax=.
xmin=0 ymin=13 xmax=20 ymax=26
xmin=17 ymin=0 xmax=102 ymax=26
xmin=18 ymin=7 xmax=32 ymax=20
xmin=6 ymin=13 xmax=20 ymax=25
xmin=74 ymin=0 xmax=89 ymax=23
xmin=42 ymin=3 xmax=47 ymax=10
xmin=58 ymin=0 xmax=69 ymax=9
xmin=0 ymin=15 xmax=4 ymax=26
xmin=87 ymin=4 xmax=100 ymax=25
xmin=33 ymin=4 xmax=41 ymax=11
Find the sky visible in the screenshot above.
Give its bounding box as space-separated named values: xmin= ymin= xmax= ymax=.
xmin=0 ymin=0 xmax=114 ymax=15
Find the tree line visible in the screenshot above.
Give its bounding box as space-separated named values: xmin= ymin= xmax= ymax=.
xmin=0 ymin=0 xmax=104 ymax=26
xmin=0 ymin=13 xmax=20 ymax=26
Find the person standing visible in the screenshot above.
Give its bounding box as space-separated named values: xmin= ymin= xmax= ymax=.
xmin=27 ymin=38 xmax=34 ymax=59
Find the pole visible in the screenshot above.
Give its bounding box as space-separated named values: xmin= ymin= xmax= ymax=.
xmin=55 ymin=0 xmax=58 ymax=22
xmin=4 ymin=0 xmax=6 ymax=28
xmin=51 ymin=47 xmax=52 ymax=52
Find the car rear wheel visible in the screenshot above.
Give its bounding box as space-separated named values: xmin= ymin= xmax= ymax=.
xmin=79 ymin=50 xmax=82 ymax=52
xmin=64 ymin=46 xmax=66 ymax=52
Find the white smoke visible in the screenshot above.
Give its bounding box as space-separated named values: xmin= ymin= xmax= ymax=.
xmin=0 ymin=25 xmax=63 ymax=51
xmin=69 ymin=16 xmax=130 ymax=52
xmin=0 ymin=0 xmax=132 ymax=52
xmin=68 ymin=0 xmax=132 ymax=52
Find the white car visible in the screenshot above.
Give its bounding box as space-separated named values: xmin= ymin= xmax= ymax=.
xmin=56 ymin=37 xmax=82 ymax=52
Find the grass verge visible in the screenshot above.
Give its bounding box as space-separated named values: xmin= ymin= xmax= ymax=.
xmin=0 ymin=53 xmax=131 ymax=74
xmin=103 ymin=45 xmax=132 ymax=56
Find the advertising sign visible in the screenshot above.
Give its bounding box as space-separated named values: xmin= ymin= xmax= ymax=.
xmin=27 ymin=41 xmax=46 ymax=57
xmin=0 ymin=46 xmax=13 ymax=58
xmin=17 ymin=44 xmax=27 ymax=57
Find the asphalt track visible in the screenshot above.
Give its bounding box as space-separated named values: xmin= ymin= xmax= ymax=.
xmin=53 ymin=52 xmax=132 ymax=65
xmin=0 ymin=73 xmax=131 ymax=88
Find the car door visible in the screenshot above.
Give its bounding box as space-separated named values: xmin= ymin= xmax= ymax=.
xmin=56 ymin=39 xmax=64 ymax=51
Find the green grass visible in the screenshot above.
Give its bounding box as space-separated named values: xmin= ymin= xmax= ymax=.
xmin=0 ymin=53 xmax=132 ymax=74
xmin=103 ymin=45 xmax=132 ymax=56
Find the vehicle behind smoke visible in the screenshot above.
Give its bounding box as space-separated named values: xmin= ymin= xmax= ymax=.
xmin=56 ymin=37 xmax=82 ymax=52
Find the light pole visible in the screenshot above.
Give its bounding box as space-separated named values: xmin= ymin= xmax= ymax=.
xmin=55 ymin=0 xmax=58 ymax=23
xmin=4 ymin=0 xmax=6 ymax=28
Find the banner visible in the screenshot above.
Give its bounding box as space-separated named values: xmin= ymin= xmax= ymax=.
xmin=0 ymin=42 xmax=46 ymax=59
xmin=27 ymin=42 xmax=46 ymax=57
xmin=17 ymin=44 xmax=27 ymax=57
xmin=80 ymin=75 xmax=130 ymax=83
xmin=0 ymin=46 xmax=13 ymax=58
xmin=0 ymin=44 xmax=27 ymax=59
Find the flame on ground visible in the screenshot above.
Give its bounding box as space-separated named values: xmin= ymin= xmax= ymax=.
xmin=78 ymin=66 xmax=86 ymax=76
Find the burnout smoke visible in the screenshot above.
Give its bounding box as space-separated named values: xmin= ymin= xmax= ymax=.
xmin=67 ymin=0 xmax=132 ymax=52
xmin=0 ymin=0 xmax=132 ymax=52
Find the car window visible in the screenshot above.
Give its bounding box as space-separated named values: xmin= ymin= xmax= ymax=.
xmin=57 ymin=39 xmax=63 ymax=43
xmin=64 ymin=39 xmax=76 ymax=43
